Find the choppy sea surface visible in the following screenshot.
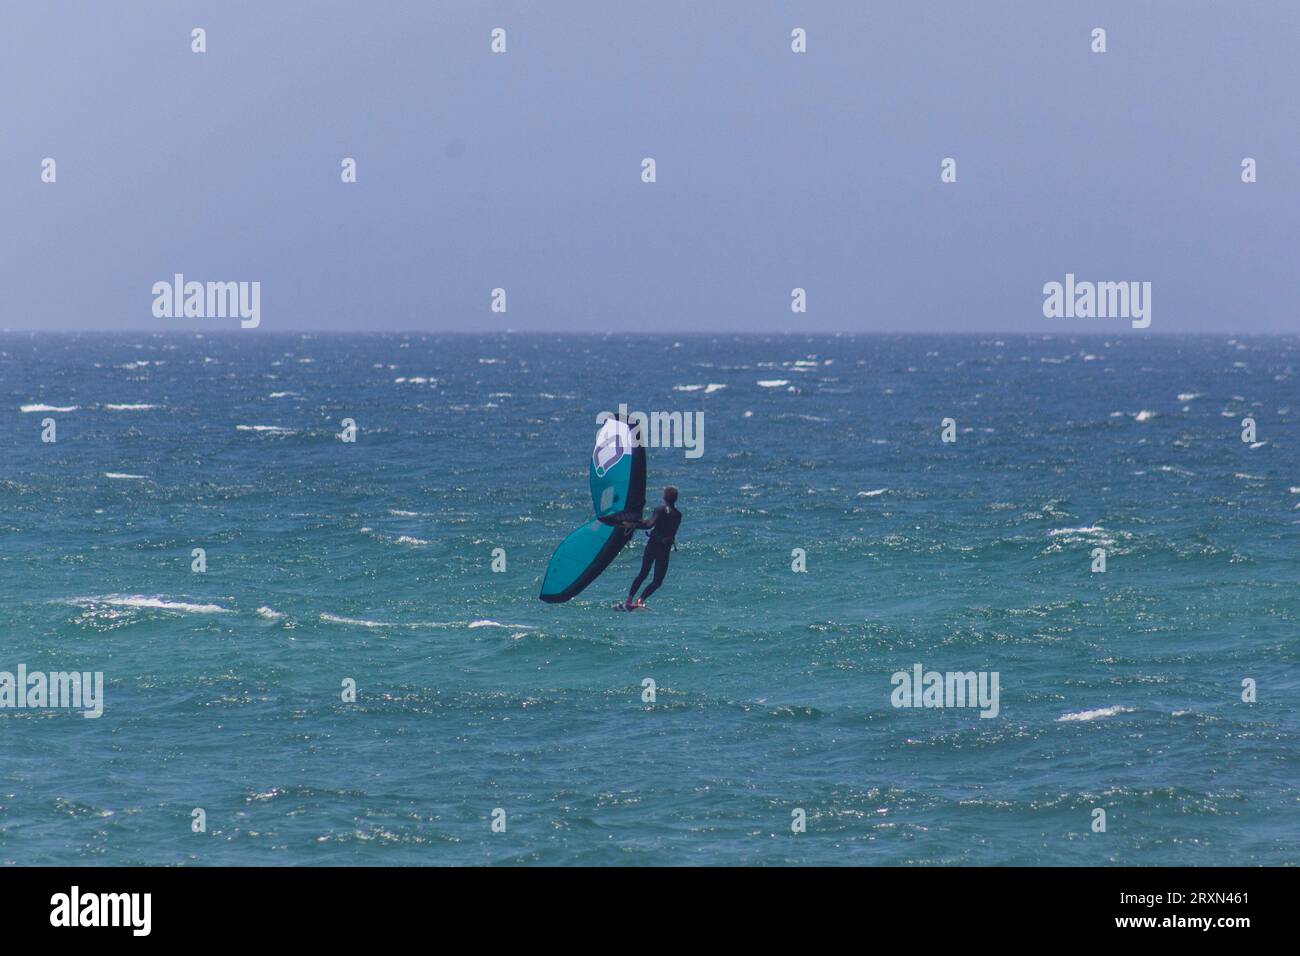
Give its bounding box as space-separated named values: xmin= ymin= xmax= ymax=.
xmin=1 ymin=333 xmax=1297 ymax=866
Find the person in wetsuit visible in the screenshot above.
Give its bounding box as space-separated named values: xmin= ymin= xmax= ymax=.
xmin=623 ymin=485 xmax=682 ymax=610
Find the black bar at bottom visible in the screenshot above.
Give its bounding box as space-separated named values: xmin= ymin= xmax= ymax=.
xmin=0 ymin=865 xmax=1281 ymax=941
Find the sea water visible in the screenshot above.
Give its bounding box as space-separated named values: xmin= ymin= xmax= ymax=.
xmin=1 ymin=333 xmax=1296 ymax=865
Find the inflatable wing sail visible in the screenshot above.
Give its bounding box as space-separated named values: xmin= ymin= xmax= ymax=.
xmin=539 ymin=418 xmax=647 ymax=603
xmin=589 ymin=417 xmax=647 ymax=523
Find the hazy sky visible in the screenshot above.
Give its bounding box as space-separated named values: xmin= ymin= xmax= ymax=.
xmin=4 ymin=2 xmax=1297 ymax=333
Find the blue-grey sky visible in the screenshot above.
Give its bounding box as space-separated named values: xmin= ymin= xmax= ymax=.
xmin=3 ymin=1 xmax=1297 ymax=332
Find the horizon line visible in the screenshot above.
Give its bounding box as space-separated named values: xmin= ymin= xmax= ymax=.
xmin=3 ymin=328 xmax=1296 ymax=338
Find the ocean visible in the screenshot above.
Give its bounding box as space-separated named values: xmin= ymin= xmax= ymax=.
xmin=1 ymin=332 xmax=1296 ymax=865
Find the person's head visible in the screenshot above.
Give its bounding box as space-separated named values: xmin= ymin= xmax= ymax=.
xmin=663 ymin=485 xmax=678 ymax=506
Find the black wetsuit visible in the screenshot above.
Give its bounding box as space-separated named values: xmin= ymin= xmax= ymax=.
xmin=628 ymin=504 xmax=682 ymax=602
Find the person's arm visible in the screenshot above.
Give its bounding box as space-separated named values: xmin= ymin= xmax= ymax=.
xmin=624 ymin=507 xmax=661 ymax=530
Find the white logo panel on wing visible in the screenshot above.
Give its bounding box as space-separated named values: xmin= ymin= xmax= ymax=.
xmin=592 ymin=418 xmax=631 ymax=477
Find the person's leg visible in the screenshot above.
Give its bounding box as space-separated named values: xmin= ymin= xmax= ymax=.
xmin=627 ymin=545 xmax=655 ymax=604
xmin=639 ymin=546 xmax=671 ymax=602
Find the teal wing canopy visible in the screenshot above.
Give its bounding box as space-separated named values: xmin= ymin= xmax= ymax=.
xmin=539 ymin=417 xmax=647 ymax=603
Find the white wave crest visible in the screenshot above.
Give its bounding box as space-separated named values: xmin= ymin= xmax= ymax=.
xmin=73 ymin=595 xmax=231 ymax=614
xmin=320 ymin=613 xmax=394 ymax=628
xmin=1057 ymin=705 xmax=1135 ymax=722
xmin=317 ymin=614 xmax=530 ymax=631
